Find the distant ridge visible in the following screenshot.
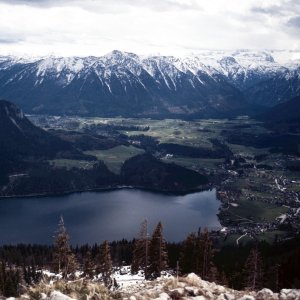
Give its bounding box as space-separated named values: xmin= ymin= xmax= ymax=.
xmin=0 ymin=50 xmax=299 ymax=117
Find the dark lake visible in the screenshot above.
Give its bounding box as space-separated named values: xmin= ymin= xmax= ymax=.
xmin=0 ymin=188 xmax=220 ymax=245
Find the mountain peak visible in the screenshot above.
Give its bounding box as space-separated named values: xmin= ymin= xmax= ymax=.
xmin=104 ymin=50 xmax=139 ymax=61
xmin=0 ymin=50 xmax=299 ymax=116
xmin=231 ymin=50 xmax=275 ymax=62
xmin=219 ymin=56 xmax=238 ymax=65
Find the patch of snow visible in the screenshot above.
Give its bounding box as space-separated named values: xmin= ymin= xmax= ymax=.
xmin=48 ymin=291 xmax=76 ymax=300
xmin=220 ymin=227 xmax=228 ymax=233
xmin=1 ymin=49 xmax=300 ymax=94
xmin=105 ymin=82 xmax=112 ymax=94
xmin=42 ymin=270 xmax=63 ymax=280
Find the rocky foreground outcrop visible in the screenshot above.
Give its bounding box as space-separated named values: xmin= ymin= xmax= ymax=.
xmin=8 ymin=273 xmax=300 ymax=300
xmin=117 ymin=273 xmax=300 ymax=300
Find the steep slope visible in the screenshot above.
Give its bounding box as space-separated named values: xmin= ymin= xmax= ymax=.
xmin=0 ymin=100 xmax=209 ymax=195
xmin=258 ymin=94 xmax=300 ymax=123
xmin=0 ymin=51 xmax=246 ymax=117
xmin=256 ymin=95 xmax=300 ymax=136
xmin=193 ymin=49 xmax=287 ymax=90
xmin=245 ymin=66 xmax=300 ymax=107
xmin=0 ymin=99 xmax=91 ymax=186
xmin=0 ymin=50 xmax=299 ymax=116
xmin=0 ymin=99 xmax=74 ymax=158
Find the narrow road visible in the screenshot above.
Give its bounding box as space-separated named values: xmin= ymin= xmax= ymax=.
xmin=236 ymin=232 xmax=248 ymax=246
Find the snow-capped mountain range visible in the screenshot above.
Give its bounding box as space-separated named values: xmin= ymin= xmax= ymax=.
xmin=0 ymin=50 xmax=299 ymax=117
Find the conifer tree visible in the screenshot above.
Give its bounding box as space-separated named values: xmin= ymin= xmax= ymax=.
xmin=179 ymin=228 xmax=215 ymax=280
xmin=53 ymin=216 xmax=78 ymax=279
xmin=3 ymin=272 xmax=16 ymax=297
xmin=207 ymin=264 xmax=220 ymax=283
xmin=131 ymin=219 xmax=150 ymax=278
xmin=179 ymin=232 xmax=197 ymax=274
xmin=0 ymin=262 xmax=6 ymax=296
xmin=243 ymin=247 xmax=264 ymax=290
xmin=66 ymin=252 xmax=78 ymax=279
xmin=83 ymin=250 xmax=94 ymax=279
xmin=96 ymin=240 xmax=112 ymax=287
xmin=219 ymin=271 xmax=229 ymax=287
xmin=149 ymin=222 xmax=168 ymax=279
xmin=198 ymin=229 xmax=214 ymax=280
xmin=0 ymin=265 xmax=20 ymax=298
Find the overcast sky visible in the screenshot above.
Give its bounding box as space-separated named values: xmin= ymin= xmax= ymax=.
xmin=0 ymin=0 xmax=299 ymax=57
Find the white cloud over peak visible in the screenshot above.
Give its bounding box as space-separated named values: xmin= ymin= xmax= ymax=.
xmin=0 ymin=0 xmax=299 ymax=56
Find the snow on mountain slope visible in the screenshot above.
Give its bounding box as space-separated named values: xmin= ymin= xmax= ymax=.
xmin=245 ymin=65 xmax=300 ymax=106
xmin=7 ymin=49 xmax=300 ymax=71
xmin=2 ymin=49 xmax=296 ymax=89
xmin=187 ymin=50 xmax=291 ymax=90
xmin=0 ymin=49 xmax=299 ymax=116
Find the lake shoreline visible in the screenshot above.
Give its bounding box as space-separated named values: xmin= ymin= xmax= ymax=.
xmin=0 ymin=183 xmax=214 ymax=200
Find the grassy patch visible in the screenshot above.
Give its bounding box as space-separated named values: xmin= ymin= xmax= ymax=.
xmin=84 ymin=145 xmax=144 ymax=174
xmin=221 ymin=230 xmax=288 ymax=246
xmin=122 ymin=119 xmax=217 ymax=148
xmin=221 ymin=234 xmax=254 ymax=247
xmin=162 ymin=156 xmax=224 ymax=170
xmin=226 ymin=198 xmax=289 ymax=223
xmin=228 ymin=144 xmax=270 ymax=157
xmin=49 ymin=159 xmax=96 ymax=170
xmin=257 ymin=230 xmax=289 ymax=243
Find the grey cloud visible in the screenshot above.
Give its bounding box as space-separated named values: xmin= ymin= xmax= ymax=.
xmin=0 ymin=0 xmax=201 ymax=11
xmin=251 ymin=6 xmax=283 ymax=16
xmin=0 ymin=0 xmax=54 ymax=6
xmin=287 ymin=16 xmax=300 ymax=28
xmin=251 ymin=0 xmax=300 ymax=17
xmin=123 ymin=0 xmax=202 ymax=12
xmin=0 ymin=36 xmax=24 ymax=44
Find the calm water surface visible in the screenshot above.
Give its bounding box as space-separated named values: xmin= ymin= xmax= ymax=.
xmin=0 ymin=189 xmax=220 ymax=245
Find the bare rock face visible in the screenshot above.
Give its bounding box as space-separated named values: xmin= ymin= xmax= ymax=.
xmin=11 ymin=273 xmax=300 ymax=300
xmin=117 ymin=273 xmax=300 ymax=300
xmin=279 ymin=289 xmax=300 ymax=300
xmin=256 ymin=288 xmax=276 ymax=300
